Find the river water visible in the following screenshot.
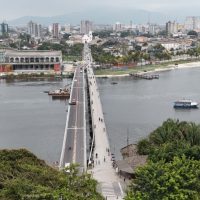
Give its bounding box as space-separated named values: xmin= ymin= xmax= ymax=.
xmin=1 ymin=68 xmax=200 ymax=162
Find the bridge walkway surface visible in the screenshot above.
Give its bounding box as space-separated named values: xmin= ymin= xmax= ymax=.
xmin=87 ymin=64 xmax=124 ymax=200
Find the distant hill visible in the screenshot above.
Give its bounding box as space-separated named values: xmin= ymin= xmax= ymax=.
xmin=8 ymin=8 xmax=168 ymax=26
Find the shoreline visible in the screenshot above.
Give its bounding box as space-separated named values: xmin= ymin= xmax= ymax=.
xmin=95 ymin=61 xmax=200 ymax=78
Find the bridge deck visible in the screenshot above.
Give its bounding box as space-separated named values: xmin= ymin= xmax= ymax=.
xmin=59 ymin=66 xmax=86 ymax=170
xmin=87 ymin=66 xmax=124 ymax=200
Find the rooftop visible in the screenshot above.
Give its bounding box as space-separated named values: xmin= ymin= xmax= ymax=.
xmin=3 ymin=49 xmax=62 ymax=57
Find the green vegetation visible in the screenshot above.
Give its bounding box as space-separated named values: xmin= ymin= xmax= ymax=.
xmin=92 ymin=30 xmax=113 ymax=38
xmin=0 ymin=149 xmax=103 ymax=200
xmin=94 ymin=59 xmax=197 ymax=76
xmin=91 ymin=45 xmax=116 ymax=65
xmin=38 ymin=42 xmax=83 ymax=61
xmin=126 ymin=119 xmax=200 ymax=200
xmin=126 ymin=156 xmax=200 ymax=200
xmin=4 ymin=73 xmax=63 ymax=81
xmin=187 ymin=30 xmax=198 ymax=37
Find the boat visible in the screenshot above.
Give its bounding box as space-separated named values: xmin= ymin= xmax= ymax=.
xmin=111 ymin=82 xmax=118 ymax=85
xmin=48 ymin=88 xmax=70 ymax=98
xmin=174 ymin=99 xmax=198 ymax=109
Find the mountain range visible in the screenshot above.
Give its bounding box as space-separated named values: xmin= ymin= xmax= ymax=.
xmin=8 ymin=8 xmax=172 ymax=26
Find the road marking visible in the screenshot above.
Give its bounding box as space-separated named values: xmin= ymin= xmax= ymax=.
xmin=73 ymin=71 xmax=80 ymax=163
xmin=118 ymin=182 xmax=124 ymax=197
xmin=73 ymin=87 xmax=84 ymax=89
xmin=67 ymin=127 xmax=84 ymax=130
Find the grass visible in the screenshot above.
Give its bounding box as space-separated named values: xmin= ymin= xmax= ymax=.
xmin=94 ymin=59 xmax=200 ymax=76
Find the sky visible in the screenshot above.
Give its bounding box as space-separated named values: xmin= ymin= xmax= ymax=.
xmin=0 ymin=0 xmax=200 ymax=20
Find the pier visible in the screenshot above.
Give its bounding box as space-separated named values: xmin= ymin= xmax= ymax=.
xmin=130 ymin=73 xmax=159 ymax=80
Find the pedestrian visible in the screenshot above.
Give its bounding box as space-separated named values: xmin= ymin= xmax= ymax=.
xmin=96 ymin=153 xmax=98 ymax=158
xmin=104 ymin=156 xmax=106 ymax=162
xmin=124 ymin=178 xmax=126 ymax=182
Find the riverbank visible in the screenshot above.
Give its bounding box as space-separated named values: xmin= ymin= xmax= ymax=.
xmin=0 ymin=71 xmax=74 ymax=80
xmin=95 ymin=60 xmax=200 ymax=78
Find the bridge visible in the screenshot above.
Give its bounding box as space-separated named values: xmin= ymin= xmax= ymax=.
xmin=59 ymin=44 xmax=124 ymax=199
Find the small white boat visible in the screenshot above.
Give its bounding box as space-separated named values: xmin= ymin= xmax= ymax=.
xmin=174 ymin=99 xmax=198 ymax=109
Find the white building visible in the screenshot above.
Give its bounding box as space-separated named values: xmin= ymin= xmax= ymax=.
xmin=64 ymin=24 xmax=71 ymax=33
xmin=185 ymin=16 xmax=200 ymax=30
xmin=113 ymin=22 xmax=122 ymax=32
xmin=82 ymin=31 xmax=93 ymax=43
xmin=80 ymin=20 xmax=93 ymax=34
xmin=27 ymin=21 xmax=42 ymax=38
xmin=166 ymin=21 xmax=178 ymax=36
xmin=161 ymin=42 xmax=180 ymax=51
xmin=149 ymin=24 xmax=160 ymax=35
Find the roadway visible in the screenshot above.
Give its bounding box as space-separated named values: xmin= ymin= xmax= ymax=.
xmin=60 ymin=65 xmax=86 ymax=170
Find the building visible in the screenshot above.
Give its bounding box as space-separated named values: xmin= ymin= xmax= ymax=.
xmin=82 ymin=31 xmax=93 ymax=43
xmin=0 ymin=49 xmax=62 ymax=72
xmin=52 ymin=23 xmax=60 ymax=38
xmin=166 ymin=21 xmax=178 ymax=36
xmin=27 ymin=21 xmax=42 ymax=38
xmin=64 ymin=24 xmax=71 ymax=33
xmin=113 ymin=22 xmax=122 ymax=32
xmin=80 ymin=20 xmax=93 ymax=34
xmin=0 ymin=22 xmax=9 ymax=36
xmin=149 ymin=24 xmax=160 ymax=35
xmin=185 ymin=16 xmax=200 ymax=30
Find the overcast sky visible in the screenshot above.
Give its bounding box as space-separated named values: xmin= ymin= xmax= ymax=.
xmin=0 ymin=0 xmax=200 ymax=20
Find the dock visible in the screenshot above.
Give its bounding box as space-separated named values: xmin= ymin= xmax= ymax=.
xmin=129 ymin=73 xmax=159 ymax=80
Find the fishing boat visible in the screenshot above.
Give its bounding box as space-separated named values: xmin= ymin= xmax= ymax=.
xmin=111 ymin=82 xmax=118 ymax=85
xmin=174 ymin=99 xmax=198 ymax=109
xmin=48 ymin=88 xmax=70 ymax=98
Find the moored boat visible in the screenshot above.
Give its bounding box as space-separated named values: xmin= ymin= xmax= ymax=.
xmin=48 ymin=88 xmax=70 ymax=98
xmin=174 ymin=99 xmax=198 ymax=109
xmin=111 ymin=82 xmax=118 ymax=85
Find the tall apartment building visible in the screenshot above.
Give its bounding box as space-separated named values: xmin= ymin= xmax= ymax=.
xmin=0 ymin=22 xmax=8 ymax=36
xmin=113 ymin=22 xmax=122 ymax=32
xmin=64 ymin=24 xmax=71 ymax=33
xmin=185 ymin=16 xmax=200 ymax=30
xmin=149 ymin=24 xmax=160 ymax=35
xmin=80 ymin=20 xmax=93 ymax=34
xmin=27 ymin=21 xmax=42 ymax=38
xmin=166 ymin=21 xmax=178 ymax=36
xmin=52 ymin=23 xmax=59 ymax=38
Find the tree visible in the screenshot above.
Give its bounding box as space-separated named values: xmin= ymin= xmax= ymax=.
xmin=0 ymin=149 xmax=103 ymax=200
xmin=125 ymin=156 xmax=200 ymax=200
xmin=63 ymin=33 xmax=71 ymax=40
xmin=187 ymin=30 xmax=198 ymax=37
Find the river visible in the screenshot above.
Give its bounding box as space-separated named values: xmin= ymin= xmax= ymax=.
xmin=0 ymin=67 xmax=200 ymax=162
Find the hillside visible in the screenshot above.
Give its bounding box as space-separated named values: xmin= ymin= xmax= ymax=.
xmin=0 ymin=149 xmax=103 ymax=200
xmin=8 ymin=8 xmax=167 ymax=26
